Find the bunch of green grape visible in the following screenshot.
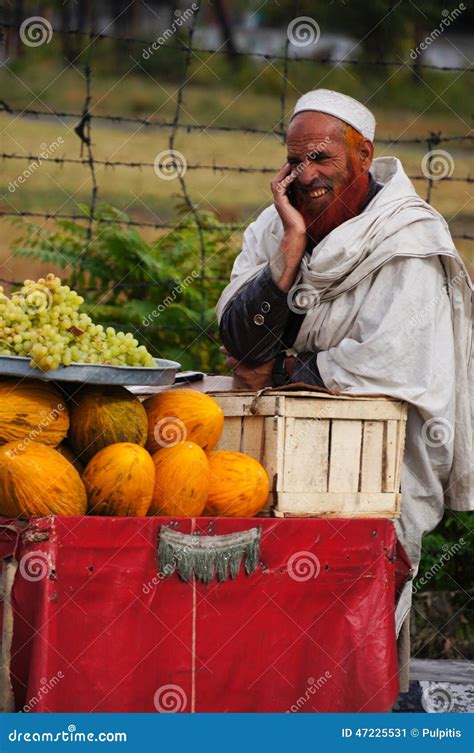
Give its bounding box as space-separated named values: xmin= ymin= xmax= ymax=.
xmin=0 ymin=274 xmax=156 ymax=371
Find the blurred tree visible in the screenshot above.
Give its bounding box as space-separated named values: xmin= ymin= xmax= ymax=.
xmin=60 ymin=0 xmax=73 ymax=60
xmin=212 ymin=0 xmax=238 ymax=63
xmin=112 ymin=0 xmax=141 ymax=37
xmin=3 ymin=0 xmax=25 ymax=58
xmin=255 ymin=0 xmax=472 ymax=77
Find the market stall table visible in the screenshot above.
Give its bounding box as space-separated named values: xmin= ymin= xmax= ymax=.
xmin=0 ymin=515 xmax=411 ymax=713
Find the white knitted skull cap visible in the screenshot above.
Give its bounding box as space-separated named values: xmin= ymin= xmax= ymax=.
xmin=291 ymin=89 xmax=376 ymax=141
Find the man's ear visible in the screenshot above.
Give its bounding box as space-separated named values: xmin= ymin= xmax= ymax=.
xmin=360 ymin=139 xmax=374 ymax=171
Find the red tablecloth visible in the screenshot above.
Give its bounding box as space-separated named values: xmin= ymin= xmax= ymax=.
xmin=0 ymin=516 xmax=411 ymax=713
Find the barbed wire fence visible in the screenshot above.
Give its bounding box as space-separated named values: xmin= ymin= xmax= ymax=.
xmin=0 ymin=5 xmax=473 ymax=361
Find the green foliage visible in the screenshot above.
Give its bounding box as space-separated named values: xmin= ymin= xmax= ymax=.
xmin=412 ymin=589 xmax=473 ymax=659
xmin=11 ymin=203 xmax=239 ymax=372
xmin=414 ymin=507 xmax=473 ymax=658
xmin=417 ymin=511 xmax=473 ymax=592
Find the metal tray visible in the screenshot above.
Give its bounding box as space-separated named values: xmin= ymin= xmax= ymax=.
xmin=0 ymin=355 xmax=181 ymax=386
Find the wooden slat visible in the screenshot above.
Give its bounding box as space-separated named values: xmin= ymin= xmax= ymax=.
xmin=210 ymin=388 xmax=406 ymax=403
xmin=360 ymin=421 xmax=384 ymax=492
xmin=383 ymin=420 xmax=398 ymax=492
xmin=263 ymin=416 xmax=278 ymax=487
xmin=214 ymin=416 xmax=243 ymax=453
xmin=271 ymin=391 xmax=405 ymax=406
xmin=283 ymin=398 xmax=405 ymax=421
xmin=283 ymin=417 xmax=330 ymax=492
xmin=274 ymin=416 xmax=287 ymax=493
xmin=210 ymin=395 xmax=278 ymax=417
xmin=241 ymin=416 xmax=265 ymax=462
xmin=328 ymin=420 xmax=362 ymax=492
xmin=394 ymin=408 xmax=408 ymax=494
xmin=210 ymin=393 xmax=407 ymax=421
xmin=258 ymin=416 xmax=282 ymax=514
xmin=274 ymin=491 xmax=400 ymax=518
xmin=0 ymin=558 xmax=17 ymax=712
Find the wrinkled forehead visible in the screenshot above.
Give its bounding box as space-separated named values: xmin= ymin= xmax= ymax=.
xmin=287 ymin=111 xmax=347 ymax=153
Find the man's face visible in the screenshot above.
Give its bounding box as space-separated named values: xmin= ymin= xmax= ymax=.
xmin=286 ymin=111 xmax=373 ymax=239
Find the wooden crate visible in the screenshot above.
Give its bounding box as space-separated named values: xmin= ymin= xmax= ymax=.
xmin=210 ymin=390 xmax=407 ymax=519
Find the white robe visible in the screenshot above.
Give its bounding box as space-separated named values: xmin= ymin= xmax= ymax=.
xmin=217 ymin=157 xmax=473 ymax=632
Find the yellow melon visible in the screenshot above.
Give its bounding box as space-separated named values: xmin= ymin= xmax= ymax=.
xmin=83 ymin=442 xmax=155 ymax=516
xmin=0 ymin=378 xmax=69 ymax=447
xmin=144 ymin=388 xmax=224 ymax=454
xmin=149 ymin=442 xmax=209 ymax=517
xmin=204 ymin=451 xmax=269 ymax=517
xmin=68 ymin=385 xmax=148 ymax=464
xmin=0 ymin=441 xmax=86 ymax=518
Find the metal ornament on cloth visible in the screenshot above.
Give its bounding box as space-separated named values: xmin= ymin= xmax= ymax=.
xmin=158 ymin=526 xmax=262 ymax=584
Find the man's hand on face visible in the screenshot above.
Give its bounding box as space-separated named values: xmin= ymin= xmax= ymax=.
xmin=221 ymin=347 xmax=275 ymax=390
xmin=271 ymin=163 xmax=307 ymax=293
xmin=271 ymin=162 xmax=306 ymax=237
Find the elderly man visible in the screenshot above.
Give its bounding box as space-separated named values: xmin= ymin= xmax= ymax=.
xmin=216 ymin=89 xmax=473 ymax=693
